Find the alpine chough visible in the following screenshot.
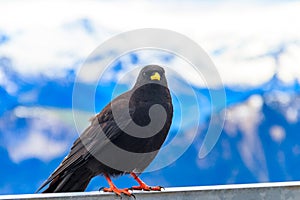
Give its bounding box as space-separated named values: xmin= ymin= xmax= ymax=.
xmin=37 ymin=65 xmax=173 ymax=196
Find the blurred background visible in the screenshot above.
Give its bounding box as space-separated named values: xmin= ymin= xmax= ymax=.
xmin=1 ymin=0 xmax=300 ymax=195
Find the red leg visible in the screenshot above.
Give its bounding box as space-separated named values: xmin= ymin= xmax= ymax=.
xmin=129 ymin=172 xmax=163 ymax=191
xmin=102 ymin=174 xmax=132 ymax=196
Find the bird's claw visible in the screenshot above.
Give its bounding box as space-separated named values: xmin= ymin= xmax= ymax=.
xmin=131 ymin=193 xmax=136 ymax=199
xmin=101 ymin=186 xmax=132 ymax=197
xmin=129 ymin=184 xmax=163 ymax=191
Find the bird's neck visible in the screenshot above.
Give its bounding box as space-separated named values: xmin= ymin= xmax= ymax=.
xmin=131 ymin=84 xmax=170 ymax=103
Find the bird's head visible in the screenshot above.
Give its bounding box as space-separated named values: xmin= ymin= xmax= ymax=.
xmin=134 ymin=65 xmax=168 ymax=88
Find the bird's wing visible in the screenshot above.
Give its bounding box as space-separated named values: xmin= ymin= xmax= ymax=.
xmin=37 ymin=96 xmax=134 ymax=192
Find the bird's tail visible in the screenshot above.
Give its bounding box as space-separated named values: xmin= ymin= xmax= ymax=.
xmin=40 ymin=166 xmax=94 ymax=193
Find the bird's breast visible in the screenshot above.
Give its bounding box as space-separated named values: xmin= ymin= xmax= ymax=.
xmin=130 ymin=98 xmax=172 ymax=127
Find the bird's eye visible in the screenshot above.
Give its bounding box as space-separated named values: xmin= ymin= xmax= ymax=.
xmin=143 ymin=72 xmax=147 ymax=77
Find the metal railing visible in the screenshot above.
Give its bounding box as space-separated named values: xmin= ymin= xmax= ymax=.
xmin=2 ymin=181 xmax=300 ymax=200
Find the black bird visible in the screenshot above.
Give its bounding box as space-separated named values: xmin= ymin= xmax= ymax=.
xmin=37 ymin=65 xmax=173 ymax=196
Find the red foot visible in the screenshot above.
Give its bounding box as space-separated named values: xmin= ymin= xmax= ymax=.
xmin=129 ymin=172 xmax=163 ymax=191
xmin=130 ymin=183 xmax=163 ymax=191
xmin=102 ymin=173 xmax=132 ymax=197
xmin=102 ymin=186 xmax=131 ymax=196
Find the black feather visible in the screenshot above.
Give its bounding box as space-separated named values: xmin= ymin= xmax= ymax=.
xmin=37 ymin=65 xmax=173 ymax=193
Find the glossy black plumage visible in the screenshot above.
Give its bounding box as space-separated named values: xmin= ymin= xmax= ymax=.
xmin=37 ymin=65 xmax=173 ymax=193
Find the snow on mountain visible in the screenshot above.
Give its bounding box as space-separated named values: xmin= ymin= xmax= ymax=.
xmin=0 ymin=1 xmax=300 ymax=86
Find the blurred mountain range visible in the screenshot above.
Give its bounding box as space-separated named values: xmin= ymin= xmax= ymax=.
xmin=1 ymin=53 xmax=300 ymax=194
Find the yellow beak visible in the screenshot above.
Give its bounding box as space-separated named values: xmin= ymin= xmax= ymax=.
xmin=150 ymin=72 xmax=161 ymax=81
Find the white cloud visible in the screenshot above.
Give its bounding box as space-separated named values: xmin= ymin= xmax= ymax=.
xmin=1 ymin=107 xmax=80 ymax=163
xmin=278 ymin=43 xmax=300 ymax=84
xmin=0 ymin=0 xmax=299 ymax=86
xmin=7 ymin=132 xmax=68 ymax=163
xmin=0 ymin=68 xmax=18 ymax=94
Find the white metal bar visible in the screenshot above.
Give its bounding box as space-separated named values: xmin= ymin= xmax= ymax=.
xmin=2 ymin=181 xmax=300 ymax=200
